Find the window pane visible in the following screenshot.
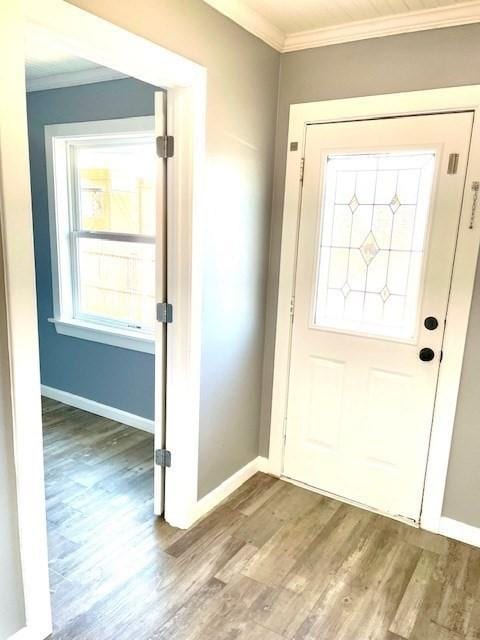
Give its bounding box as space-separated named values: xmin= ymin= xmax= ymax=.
xmin=76 ymin=238 xmax=155 ymax=331
xmin=75 ymin=141 xmax=156 ymax=235
xmin=314 ymin=152 xmax=435 ymax=340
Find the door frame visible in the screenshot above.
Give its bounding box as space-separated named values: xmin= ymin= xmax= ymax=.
xmin=269 ymin=86 xmax=480 ymax=536
xmin=2 ymin=1 xmax=206 ymax=638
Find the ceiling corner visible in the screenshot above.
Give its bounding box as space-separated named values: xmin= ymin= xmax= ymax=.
xmin=202 ymin=0 xmax=285 ymax=51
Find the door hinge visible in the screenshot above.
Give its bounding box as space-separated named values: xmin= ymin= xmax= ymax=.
xmin=156 ymin=135 xmax=174 ymax=159
xmin=300 ymin=157 xmax=305 ymax=183
xmin=155 ymin=449 xmax=171 ymax=467
xmin=157 ymin=302 xmax=173 ymax=324
xmin=447 ymin=153 xmax=459 ymax=175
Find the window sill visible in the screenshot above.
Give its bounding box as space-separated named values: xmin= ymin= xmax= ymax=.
xmin=48 ymin=317 xmax=155 ymax=354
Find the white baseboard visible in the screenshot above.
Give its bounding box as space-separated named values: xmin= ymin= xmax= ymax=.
xmin=41 ymin=385 xmax=154 ymax=434
xmin=191 ymin=455 xmax=271 ymax=524
xmin=438 ymin=516 xmax=480 ymax=548
xmin=8 ymin=626 xmax=50 ymax=640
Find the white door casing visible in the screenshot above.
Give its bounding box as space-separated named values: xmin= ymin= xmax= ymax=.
xmin=283 ymin=113 xmax=473 ymax=522
xmin=154 ymin=91 xmax=167 ymax=515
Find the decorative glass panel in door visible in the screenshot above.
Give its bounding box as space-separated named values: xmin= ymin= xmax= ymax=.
xmin=314 ymin=152 xmax=436 ymax=340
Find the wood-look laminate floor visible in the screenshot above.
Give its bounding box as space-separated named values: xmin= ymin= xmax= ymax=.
xmin=43 ymin=398 xmax=480 ymax=640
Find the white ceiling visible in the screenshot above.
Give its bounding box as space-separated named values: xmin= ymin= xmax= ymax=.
xmin=203 ymin=0 xmax=480 ymax=51
xmin=25 ymin=34 xmax=126 ymax=92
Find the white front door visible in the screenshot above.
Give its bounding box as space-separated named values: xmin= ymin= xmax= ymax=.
xmin=283 ymin=112 xmax=473 ymax=521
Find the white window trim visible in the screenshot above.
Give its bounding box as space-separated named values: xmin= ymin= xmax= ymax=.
xmin=47 ymin=317 xmax=155 ymax=354
xmin=45 ymin=116 xmax=156 ymax=353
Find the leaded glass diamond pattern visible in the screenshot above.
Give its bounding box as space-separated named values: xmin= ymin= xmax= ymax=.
xmin=360 ymin=232 xmax=379 ymax=265
xmin=341 ymin=282 xmax=351 ymax=298
xmin=314 ymin=151 xmax=436 ymax=339
xmin=390 ymin=194 xmax=401 ymax=212
xmin=380 ymin=286 xmax=390 ymax=302
xmin=349 ymin=195 xmax=359 ymax=212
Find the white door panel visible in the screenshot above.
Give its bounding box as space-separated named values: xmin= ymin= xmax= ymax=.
xmin=284 ymin=112 xmax=473 ymax=521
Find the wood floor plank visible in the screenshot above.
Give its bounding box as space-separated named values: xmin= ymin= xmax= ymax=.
xmin=293 ymin=523 xmax=405 ymax=639
xmin=389 ymin=550 xmax=438 ymax=638
xmin=43 ymin=398 xmax=479 ymax=640
xmin=151 ymin=577 xmax=227 ymax=640
xmin=225 ymin=472 xmax=282 ymax=516
xmin=249 ymin=583 xmax=314 ymax=639
xmin=283 ymin=502 xmax=372 ymax=595
xmin=242 ymin=496 xmax=339 ymax=587
xmin=214 ymin=542 xmax=258 ymax=583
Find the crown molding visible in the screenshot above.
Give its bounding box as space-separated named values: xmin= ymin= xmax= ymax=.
xmin=26 ymin=66 xmax=127 ymax=92
xmin=202 ymin=0 xmax=285 ymax=51
xmin=202 ymin=0 xmax=480 ymax=53
xmin=283 ymin=1 xmax=480 ymax=52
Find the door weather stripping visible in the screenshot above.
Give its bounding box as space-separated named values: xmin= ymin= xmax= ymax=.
xmin=447 ymin=153 xmax=459 ymax=175
xmin=470 ymin=181 xmax=480 ymax=230
xmin=156 ymin=135 xmax=174 ymax=159
xmin=300 ymin=157 xmax=305 ymax=183
xmin=289 ymin=296 xmax=295 ymax=319
xmin=155 ymin=449 xmax=171 ymax=467
xmin=157 ymin=302 xmax=173 ymax=324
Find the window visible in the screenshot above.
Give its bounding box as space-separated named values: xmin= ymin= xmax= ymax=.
xmin=45 ymin=117 xmax=156 ymax=353
xmin=313 ymin=151 xmax=436 ymax=340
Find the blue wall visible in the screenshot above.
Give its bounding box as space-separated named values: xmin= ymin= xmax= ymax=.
xmin=27 ymin=78 xmax=158 ymax=419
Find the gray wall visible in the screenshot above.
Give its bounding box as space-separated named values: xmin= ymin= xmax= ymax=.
xmin=69 ymin=0 xmax=280 ymax=497
xmin=0 ymin=241 xmax=25 ymax=637
xmin=27 ymin=78 xmax=157 ymax=420
xmin=443 ymin=255 xmax=480 ymax=526
xmin=259 ymin=24 xmax=480 ymax=529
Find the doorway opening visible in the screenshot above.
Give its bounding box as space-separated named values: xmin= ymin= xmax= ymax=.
xmin=4 ymin=4 xmax=206 ymax=636
xmin=269 ymin=87 xmax=480 ymax=541
xmin=24 ymin=33 xmax=174 ymax=636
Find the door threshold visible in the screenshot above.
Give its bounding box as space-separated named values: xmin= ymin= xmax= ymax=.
xmin=281 ymin=475 xmax=419 ymax=528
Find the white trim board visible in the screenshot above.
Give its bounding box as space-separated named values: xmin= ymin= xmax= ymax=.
xmin=269 ymin=86 xmax=480 ymax=539
xmin=41 ymin=385 xmax=154 ymax=434
xmin=49 ymin=318 xmax=154 ymax=354
xmin=283 ymin=1 xmax=480 ymax=52
xmin=438 ymin=517 xmax=480 ymax=548
xmin=26 ymin=66 xmax=126 ymax=92
xmin=203 ymin=0 xmax=480 ymax=53
xmin=7 ymin=627 xmax=46 ymax=640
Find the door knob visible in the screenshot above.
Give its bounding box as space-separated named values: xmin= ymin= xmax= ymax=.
xmin=419 ymin=347 xmax=435 ymax=362
xmin=424 ymin=316 xmax=439 ymax=330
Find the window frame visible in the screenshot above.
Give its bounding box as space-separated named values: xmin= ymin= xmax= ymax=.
xmin=45 ymin=116 xmax=156 ymax=354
